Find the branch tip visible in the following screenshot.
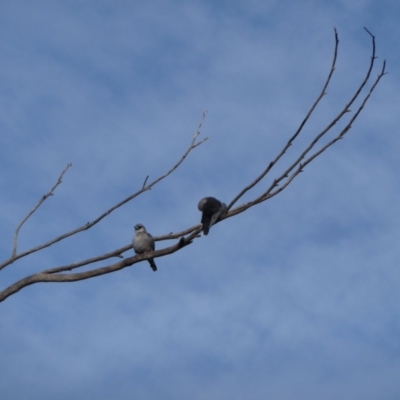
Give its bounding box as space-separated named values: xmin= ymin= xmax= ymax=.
xmin=363 ymin=27 xmax=374 ymax=38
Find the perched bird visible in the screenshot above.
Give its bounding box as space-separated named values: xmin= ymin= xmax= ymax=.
xmin=198 ymin=197 xmax=227 ymax=235
xmin=132 ymin=223 xmax=157 ymax=271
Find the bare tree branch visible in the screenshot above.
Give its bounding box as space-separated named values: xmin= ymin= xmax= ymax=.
xmin=12 ymin=163 xmax=72 ymax=257
xmin=0 ymin=31 xmax=386 ymax=303
xmin=224 ymin=28 xmax=385 ymax=219
xmin=1 ymin=229 xmax=200 ymax=302
xmin=0 ymin=112 xmax=209 ymax=272
xmin=228 ymin=28 xmax=340 ymax=211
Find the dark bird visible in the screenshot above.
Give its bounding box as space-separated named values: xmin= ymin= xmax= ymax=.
xmin=198 ymin=197 xmax=227 ymax=235
xmin=132 ymin=223 xmax=157 ymax=271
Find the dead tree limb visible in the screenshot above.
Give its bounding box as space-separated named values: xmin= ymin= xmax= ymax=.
xmin=12 ymin=163 xmax=72 ymax=258
xmin=0 ymin=30 xmax=386 ymax=303
xmin=0 ymin=112 xmax=208 ymax=273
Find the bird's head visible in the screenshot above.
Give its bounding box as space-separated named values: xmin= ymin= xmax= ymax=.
xmin=134 ymin=223 xmax=146 ymax=232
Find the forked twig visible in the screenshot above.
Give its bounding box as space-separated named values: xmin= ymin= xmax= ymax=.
xmin=226 ymin=28 xmax=385 ymax=218
xmin=12 ymin=163 xmax=72 ymax=257
xmin=0 ymin=113 xmax=208 ymax=272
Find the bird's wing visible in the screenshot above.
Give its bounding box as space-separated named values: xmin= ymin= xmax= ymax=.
xmin=202 ymin=198 xmax=222 ymax=214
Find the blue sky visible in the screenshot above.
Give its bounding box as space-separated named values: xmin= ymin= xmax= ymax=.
xmin=1 ymin=1 xmax=400 ymax=399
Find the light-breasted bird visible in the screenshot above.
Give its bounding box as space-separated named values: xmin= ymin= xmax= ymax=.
xmin=198 ymin=197 xmax=227 ymax=235
xmin=133 ymin=223 xmax=157 ymax=271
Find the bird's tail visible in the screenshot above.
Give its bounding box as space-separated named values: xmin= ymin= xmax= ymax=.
xmin=201 ymin=215 xmax=212 ymax=235
xmin=149 ymin=259 xmax=157 ymax=272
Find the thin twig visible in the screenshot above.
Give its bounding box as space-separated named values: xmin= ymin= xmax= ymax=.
xmin=41 ymin=244 xmax=130 ymax=274
xmin=12 ymin=163 xmax=72 ymax=257
xmin=256 ymin=28 xmax=379 ymax=199
xmin=227 ymin=28 xmax=339 ymax=211
xmin=142 ymin=175 xmax=149 ymax=189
